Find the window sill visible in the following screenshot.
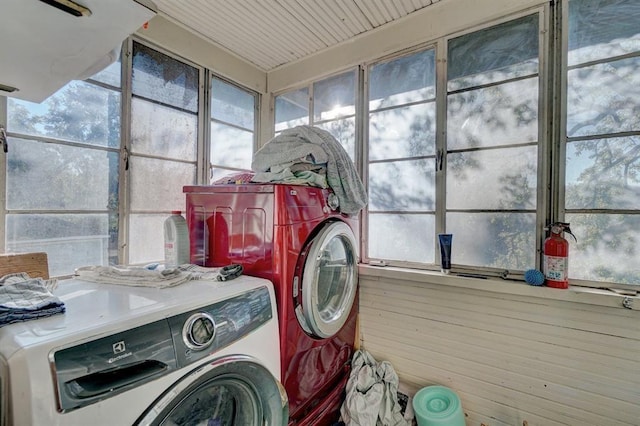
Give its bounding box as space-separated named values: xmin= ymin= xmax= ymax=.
xmin=359 ymin=264 xmax=638 ymax=311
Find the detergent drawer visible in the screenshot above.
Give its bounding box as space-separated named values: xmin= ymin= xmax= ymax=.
xmin=52 ymin=319 xmax=176 ymax=412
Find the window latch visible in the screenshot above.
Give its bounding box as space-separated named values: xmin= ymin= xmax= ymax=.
xmin=0 ymin=125 xmax=7 ymax=153
xmin=123 ymin=146 xmax=129 ymax=170
xmin=436 ymin=149 xmax=444 ymax=171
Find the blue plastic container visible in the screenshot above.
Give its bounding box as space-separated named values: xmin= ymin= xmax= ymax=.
xmin=412 ymin=385 xmax=465 ymax=426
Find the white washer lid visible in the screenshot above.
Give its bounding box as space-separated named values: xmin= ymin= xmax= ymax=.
xmin=0 ymin=275 xmax=274 ymax=359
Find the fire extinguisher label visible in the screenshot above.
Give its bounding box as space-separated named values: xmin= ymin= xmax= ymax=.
xmin=544 ymin=255 xmax=568 ymax=281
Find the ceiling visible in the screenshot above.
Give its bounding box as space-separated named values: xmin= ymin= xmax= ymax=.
xmin=152 ymin=0 xmax=442 ymax=72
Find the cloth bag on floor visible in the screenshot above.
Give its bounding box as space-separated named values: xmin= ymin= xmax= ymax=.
xmin=340 ymin=349 xmax=408 ymax=426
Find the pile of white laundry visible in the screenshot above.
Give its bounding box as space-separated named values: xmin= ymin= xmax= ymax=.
xmin=340 ymin=350 xmax=409 ymax=426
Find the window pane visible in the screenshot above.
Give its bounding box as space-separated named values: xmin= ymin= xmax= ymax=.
xmin=6 ymin=214 xmax=110 ymax=276
xmin=132 ymin=42 xmax=199 ymax=112
xmin=447 ymin=78 xmax=538 ymax=150
xmin=7 ymin=81 xmax=121 ymax=148
xmin=210 ymin=122 xmax=253 ymax=169
xmin=275 ymin=88 xmax=309 ymax=132
xmin=566 ymin=56 xmax=640 ymax=138
xmin=211 ymin=78 xmax=255 ymax=130
xmin=447 ymin=146 xmax=538 ymax=210
xmin=369 ymin=103 xmax=436 ymax=160
xmin=366 ymin=47 xmax=441 ymax=267
xmin=131 ymin=98 xmax=197 ymax=160
xmin=369 ymin=49 xmax=436 ymax=110
xmin=128 ymin=213 xmax=165 ymax=264
xmin=130 ymin=157 xmax=196 ymax=211
xmin=447 ymin=14 xmax=539 ymax=91
xmin=314 ymin=118 xmax=356 ymax=162
xmin=7 ymin=138 xmax=119 ymax=211
xmin=568 ymin=0 xmax=640 ymax=66
xmin=369 ymin=160 xmax=435 ymax=211
xmin=566 ymin=138 xmax=640 ymax=210
xmin=566 ymin=213 xmax=640 ymax=284
xmin=447 ymin=212 xmax=536 ymax=270
xmin=313 ymin=71 xmax=356 ymax=121
xmin=446 ymin=14 xmax=540 ymax=273
xmin=368 ymin=214 xmax=435 ymax=263
xmin=567 ymin=0 xmax=640 ymax=286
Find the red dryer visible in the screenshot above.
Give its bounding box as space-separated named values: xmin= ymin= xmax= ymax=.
xmin=184 ymin=183 xmax=359 ymax=426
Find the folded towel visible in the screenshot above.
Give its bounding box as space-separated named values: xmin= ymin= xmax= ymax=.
xmin=74 ymin=264 xmax=244 ymax=288
xmin=0 ymin=273 xmax=65 ymax=327
xmin=75 ymin=265 xmax=192 ymax=288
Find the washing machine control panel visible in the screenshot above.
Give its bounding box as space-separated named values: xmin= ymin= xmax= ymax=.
xmin=170 ymin=285 xmax=273 ymax=367
xmin=50 ymin=286 xmax=272 ymax=413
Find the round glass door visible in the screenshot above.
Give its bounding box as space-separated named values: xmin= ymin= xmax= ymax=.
xmin=159 ymin=378 xmax=258 ymax=425
xmin=298 ymin=221 xmax=358 ymax=338
xmin=136 ymin=356 xmax=288 ymax=426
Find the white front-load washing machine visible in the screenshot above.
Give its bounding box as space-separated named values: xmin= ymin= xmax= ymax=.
xmin=0 ymin=275 xmax=287 ymax=425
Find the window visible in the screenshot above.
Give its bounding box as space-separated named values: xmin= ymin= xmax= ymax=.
xmin=364 ymin=1 xmax=640 ymax=287
xmin=445 ymin=14 xmax=541 ymax=271
xmin=5 ymin=61 xmax=122 ymax=276
xmin=127 ymin=41 xmax=200 ymax=265
xmin=367 ymin=49 xmax=437 ymax=263
xmin=275 ymin=87 xmax=309 ymax=132
xmin=209 ymin=76 xmax=258 ymax=182
xmin=564 ymin=0 xmax=640 ymax=285
xmin=312 ymin=71 xmax=357 ymax=161
xmin=274 ymin=69 xmax=357 ymax=160
xmin=365 ymin=13 xmax=543 ymax=274
xmin=2 ymin=40 xmax=259 ymax=276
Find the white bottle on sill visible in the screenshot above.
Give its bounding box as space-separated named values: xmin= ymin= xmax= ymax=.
xmin=164 ymin=210 xmax=189 ymax=268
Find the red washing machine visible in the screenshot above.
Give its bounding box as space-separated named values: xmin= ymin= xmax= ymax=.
xmin=184 ymin=183 xmax=359 ymax=426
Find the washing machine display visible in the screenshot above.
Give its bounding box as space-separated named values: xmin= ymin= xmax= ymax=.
xmin=185 ymin=183 xmax=359 ymax=425
xmin=0 ymin=276 xmax=287 ymax=425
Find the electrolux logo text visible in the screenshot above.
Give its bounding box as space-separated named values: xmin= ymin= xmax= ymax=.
xmin=109 ymin=340 xmax=133 ymax=363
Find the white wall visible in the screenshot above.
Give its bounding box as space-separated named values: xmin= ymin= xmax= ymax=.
xmin=359 ymin=267 xmax=640 ymax=425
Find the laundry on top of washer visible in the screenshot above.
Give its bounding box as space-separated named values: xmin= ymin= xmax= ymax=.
xmin=74 ymin=264 xmax=241 ymax=288
xmin=179 ymin=263 xmax=244 ymax=281
xmin=251 ymin=125 xmax=368 ymax=214
xmin=74 ymin=264 xmax=192 ymax=288
xmin=0 ymin=272 xmax=65 ymax=327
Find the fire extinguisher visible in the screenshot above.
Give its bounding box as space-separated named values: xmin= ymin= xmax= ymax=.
xmin=543 ymin=222 xmax=577 ymax=289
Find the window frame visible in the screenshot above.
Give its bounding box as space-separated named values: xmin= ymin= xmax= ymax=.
xmin=272 ymin=67 xmax=361 ymax=162
xmin=360 ymin=6 xmax=552 ymax=279
xmin=556 ymin=0 xmax=640 ymax=290
xmin=0 ymin=36 xmax=261 ymax=276
xmin=205 ymin=72 xmax=260 ymax=182
xmin=2 ymin=54 xmax=125 ymax=276
xmin=122 ymin=36 xmax=205 ymax=265
xmin=362 ymin=43 xmax=439 ymax=268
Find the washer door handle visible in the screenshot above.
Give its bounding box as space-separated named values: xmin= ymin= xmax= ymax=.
xmin=65 ymin=360 xmax=168 ymax=398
